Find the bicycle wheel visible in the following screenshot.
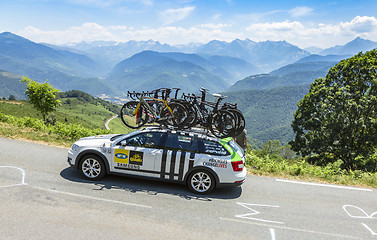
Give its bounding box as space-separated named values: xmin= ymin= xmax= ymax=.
xmin=226 ymin=108 xmax=245 ymax=136
xmin=175 ymin=100 xmax=198 ymax=128
xmin=120 ymin=101 xmax=149 ymax=129
xmin=160 ymin=102 xmax=189 ymax=129
xmin=185 ymin=103 xmax=198 ymax=128
xmin=209 ymin=110 xmax=236 ymax=138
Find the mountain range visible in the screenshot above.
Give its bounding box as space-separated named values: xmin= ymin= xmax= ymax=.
xmin=1 ymin=31 xmax=377 ymax=145
xmin=68 ymin=38 xmax=310 ymax=73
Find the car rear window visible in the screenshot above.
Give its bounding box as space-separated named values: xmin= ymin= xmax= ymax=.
xmin=201 ymin=139 xmax=230 ymax=156
xmin=228 ymin=139 xmax=245 ymax=158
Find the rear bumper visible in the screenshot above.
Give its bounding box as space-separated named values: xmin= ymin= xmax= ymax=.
xmin=217 ymin=178 xmax=245 ymax=188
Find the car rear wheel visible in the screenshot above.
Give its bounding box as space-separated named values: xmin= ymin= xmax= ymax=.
xmin=79 ymin=155 xmax=106 ymax=180
xmin=187 ymin=170 xmax=215 ymax=194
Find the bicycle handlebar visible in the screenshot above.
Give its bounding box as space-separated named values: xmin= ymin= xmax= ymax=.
xmin=126 ymin=88 xmax=232 ymax=110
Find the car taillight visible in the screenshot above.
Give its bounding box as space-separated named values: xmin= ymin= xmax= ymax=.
xmin=231 ymin=161 xmax=244 ymax=172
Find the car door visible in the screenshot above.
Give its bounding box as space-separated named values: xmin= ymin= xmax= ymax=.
xmin=111 ymin=132 xmax=165 ymax=178
xmin=155 ymin=133 xmax=202 ymax=182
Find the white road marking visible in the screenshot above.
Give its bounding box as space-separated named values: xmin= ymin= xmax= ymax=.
xmin=343 ymin=205 xmax=377 ymax=236
xmin=0 ymin=166 xmax=27 ymax=188
xmin=270 ymin=228 xmax=276 ymax=240
xmin=343 ymin=205 xmax=377 ymax=219
xmin=361 ymin=223 xmax=377 ymax=236
xmin=31 ymin=186 xmax=152 ymax=208
xmin=220 ymin=217 xmax=362 ymax=239
xmin=276 ymin=179 xmax=372 ymax=192
xmin=235 ymin=202 xmax=284 ymax=224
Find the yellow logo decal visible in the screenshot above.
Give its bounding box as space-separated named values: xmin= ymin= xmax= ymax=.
xmin=114 ymin=149 xmax=129 ymax=164
xmin=130 ymin=154 xmax=142 ymax=163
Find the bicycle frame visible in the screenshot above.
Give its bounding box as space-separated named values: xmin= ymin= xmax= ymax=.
xmin=133 ymin=96 xmax=173 ymax=121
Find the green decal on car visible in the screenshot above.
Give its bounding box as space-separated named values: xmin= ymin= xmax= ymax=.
xmin=220 ymin=138 xmax=242 ymax=162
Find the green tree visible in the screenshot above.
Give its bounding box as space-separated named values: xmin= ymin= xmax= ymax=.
xmin=261 ymin=140 xmax=282 ymax=156
xmin=21 ymin=77 xmax=61 ymax=121
xmin=290 ymin=50 xmax=377 ymax=170
xmin=8 ymin=95 xmax=16 ymax=100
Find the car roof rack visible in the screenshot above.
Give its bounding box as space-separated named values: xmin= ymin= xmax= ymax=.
xmin=141 ymin=125 xmax=220 ymax=141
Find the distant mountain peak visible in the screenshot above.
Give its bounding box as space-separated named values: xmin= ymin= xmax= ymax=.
xmin=348 ymin=36 xmax=373 ymax=45
xmin=320 ymin=36 xmax=377 ymax=55
xmin=146 ymin=39 xmax=159 ymax=44
xmin=208 ymin=39 xmax=227 ymax=44
xmin=0 ymin=31 xmax=15 ymax=37
xmin=0 ymin=31 xmax=30 ymax=43
xmin=245 ymin=38 xmax=255 ymax=43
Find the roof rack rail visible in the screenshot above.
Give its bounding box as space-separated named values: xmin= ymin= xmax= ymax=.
xmin=140 ymin=125 xmax=220 ymax=139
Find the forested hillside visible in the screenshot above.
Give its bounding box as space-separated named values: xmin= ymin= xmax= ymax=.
xmin=228 ymin=61 xmax=336 ymax=92
xmin=224 ymin=85 xmax=310 ymax=146
xmin=0 ymin=70 xmax=26 ymax=99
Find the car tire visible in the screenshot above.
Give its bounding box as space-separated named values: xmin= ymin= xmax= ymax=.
xmin=79 ymin=154 xmax=106 ymax=180
xmin=187 ymin=170 xmax=215 ymax=194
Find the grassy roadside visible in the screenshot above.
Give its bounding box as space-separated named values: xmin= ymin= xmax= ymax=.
xmin=0 ymin=122 xmax=72 ymax=148
xmin=246 ymin=152 xmax=377 ymax=189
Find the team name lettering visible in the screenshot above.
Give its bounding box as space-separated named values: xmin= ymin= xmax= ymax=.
xmin=116 ymin=162 xmax=141 ymax=169
xmin=203 ymin=158 xmax=227 ymax=168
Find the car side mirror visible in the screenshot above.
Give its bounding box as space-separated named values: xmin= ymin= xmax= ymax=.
xmin=121 ymin=140 xmax=128 ymax=147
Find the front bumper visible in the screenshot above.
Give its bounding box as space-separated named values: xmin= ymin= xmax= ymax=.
xmin=67 ymin=157 xmax=74 ymax=167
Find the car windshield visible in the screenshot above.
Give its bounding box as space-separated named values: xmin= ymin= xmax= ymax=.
xmin=228 ymin=139 xmax=245 ymax=158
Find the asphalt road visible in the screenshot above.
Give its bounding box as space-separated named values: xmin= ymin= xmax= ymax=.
xmin=1 ymin=137 xmax=377 ymax=240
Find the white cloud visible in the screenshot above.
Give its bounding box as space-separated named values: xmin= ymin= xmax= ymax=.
xmin=120 ymin=26 xmax=241 ymax=43
xmin=19 ymin=23 xmax=117 ymax=44
xmin=17 ymin=22 xmax=242 ymax=45
xmin=247 ymin=20 xmax=304 ymax=32
xmin=245 ymin=16 xmax=377 ymax=48
xmin=197 ymin=23 xmax=231 ymax=29
xmin=288 ymin=6 xmax=313 ymax=18
xmin=16 ymin=16 xmax=377 ymax=48
xmin=159 ymin=6 xmax=195 ymax=25
xmin=341 ymin=16 xmax=377 ymax=33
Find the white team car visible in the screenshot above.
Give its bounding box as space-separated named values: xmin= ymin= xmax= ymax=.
xmin=67 ymin=127 xmax=246 ymax=194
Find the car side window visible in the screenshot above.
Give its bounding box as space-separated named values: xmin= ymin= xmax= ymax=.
xmin=201 ymin=139 xmax=230 ymax=156
xmin=125 ymin=132 xmax=164 ymax=148
xmin=164 ymin=134 xmax=199 ymax=152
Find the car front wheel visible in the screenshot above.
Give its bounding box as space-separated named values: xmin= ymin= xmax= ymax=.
xmin=187 ymin=170 xmax=215 ymax=194
xmin=79 ymin=155 xmax=106 ymax=180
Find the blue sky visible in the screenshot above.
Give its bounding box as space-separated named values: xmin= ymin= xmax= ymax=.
xmin=1 ymin=0 xmax=377 ymax=48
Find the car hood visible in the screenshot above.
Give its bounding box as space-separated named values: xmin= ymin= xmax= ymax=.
xmin=76 ymin=134 xmax=119 ymax=147
xmin=79 ymin=134 xmax=119 ymax=141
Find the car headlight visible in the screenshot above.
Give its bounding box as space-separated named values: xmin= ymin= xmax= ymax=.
xmin=70 ymin=144 xmax=79 ymax=151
